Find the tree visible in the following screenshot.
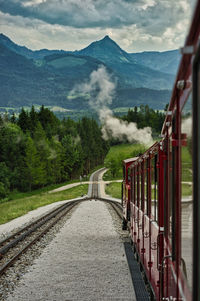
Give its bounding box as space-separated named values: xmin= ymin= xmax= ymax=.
xmin=25 ymin=135 xmax=45 ymax=190
xmin=18 ymin=108 xmax=31 ymax=133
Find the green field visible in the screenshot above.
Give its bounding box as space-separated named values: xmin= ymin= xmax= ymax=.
xmin=105 ymin=182 xmax=122 ymax=199
xmin=181 ymin=146 xmax=192 ymax=182
xmin=0 ymin=184 xmax=88 ymax=225
xmin=103 ymin=143 xmax=147 ymax=180
xmin=0 ymin=162 xmax=104 ymax=225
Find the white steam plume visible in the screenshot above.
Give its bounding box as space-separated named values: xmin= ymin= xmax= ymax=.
xmin=182 ymin=116 xmax=192 ymax=137
xmin=70 ymin=65 xmax=153 ymax=146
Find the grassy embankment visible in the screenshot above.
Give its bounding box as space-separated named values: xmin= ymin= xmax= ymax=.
xmin=0 ymin=185 xmax=88 ymax=225
xmin=0 ymin=163 xmax=106 ymax=225
xmin=105 ymin=143 xmax=193 ymax=199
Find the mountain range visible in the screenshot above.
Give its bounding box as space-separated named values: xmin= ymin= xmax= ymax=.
xmin=0 ymin=33 xmax=180 ymax=114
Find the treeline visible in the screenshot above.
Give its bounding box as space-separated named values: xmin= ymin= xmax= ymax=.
xmin=122 ymin=105 xmax=166 ymax=135
xmin=0 ymin=106 xmax=109 ymax=197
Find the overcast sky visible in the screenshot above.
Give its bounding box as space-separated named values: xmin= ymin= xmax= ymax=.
xmin=0 ymin=0 xmax=197 ymax=53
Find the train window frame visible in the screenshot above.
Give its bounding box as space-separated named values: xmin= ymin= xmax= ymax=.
xmin=144 ymin=159 xmax=148 ymax=214
xmin=137 ymin=164 xmax=140 ymax=208
xmin=154 ymin=154 xmax=158 ymax=222
xmin=141 ymin=160 xmax=145 ymax=212
xmin=171 ymin=113 xmax=177 ymax=261
xmin=134 ymin=165 xmax=137 ymax=206
xmin=163 ymin=139 xmax=169 ymax=238
xmin=192 ymin=44 xmax=200 ymax=300
xmin=147 ymin=157 xmax=151 ymax=217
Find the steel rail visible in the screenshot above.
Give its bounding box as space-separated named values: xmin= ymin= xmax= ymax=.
xmin=0 ymin=198 xmax=89 ymax=257
xmin=0 ymin=167 xmax=123 ymax=278
xmin=0 ymin=200 xmax=83 ymax=277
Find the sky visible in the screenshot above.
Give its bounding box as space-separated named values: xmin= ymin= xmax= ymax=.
xmin=0 ymin=0 xmax=197 ymax=53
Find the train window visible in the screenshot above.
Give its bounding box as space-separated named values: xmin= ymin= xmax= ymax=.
xmin=181 ymin=93 xmax=193 ymax=290
xmin=131 ymin=167 xmax=134 ymax=203
xmin=143 ymin=160 xmax=147 ymax=213
xmin=141 ymin=161 xmax=144 ymax=211
xmin=133 ymin=166 xmax=137 ymax=204
xmin=193 ymin=50 xmax=200 ymax=300
xmin=137 ymin=164 xmax=140 ymax=208
xmin=171 ymin=113 xmax=176 ymax=261
xmin=169 ymin=113 xmax=176 ymax=258
xmin=163 ymin=139 xmax=169 ymax=237
xmin=147 ymin=157 xmax=151 ymax=216
xmin=144 ymin=160 xmax=147 ymax=213
xmin=135 ymin=166 xmax=137 ymax=206
xmin=151 ymin=155 xmax=158 ymax=221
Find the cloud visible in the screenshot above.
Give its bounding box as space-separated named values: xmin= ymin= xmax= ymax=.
xmin=0 ymin=0 xmax=196 ymax=52
xmin=0 ymin=0 xmax=194 ymax=30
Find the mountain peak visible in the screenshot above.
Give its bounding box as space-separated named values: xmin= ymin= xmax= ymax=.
xmin=99 ymin=35 xmax=118 ymax=46
xmin=102 ymin=35 xmax=111 ymax=40
xmin=79 ymin=35 xmax=130 ymax=64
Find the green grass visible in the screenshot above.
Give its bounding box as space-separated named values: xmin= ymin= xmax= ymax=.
xmin=6 ymin=178 xmax=89 ymax=203
xmin=181 ymin=146 xmax=192 ymax=182
xmin=105 ymin=182 xmax=192 ymax=201
xmin=103 ymin=143 xmax=147 ymax=180
xmin=0 ymin=163 xmax=104 ymax=224
xmin=105 ymin=143 xmax=147 ymax=161
xmin=181 ymin=183 xmax=192 ymax=197
xmin=105 ymin=182 xmax=122 ymax=199
xmin=0 ymin=184 xmax=88 ymax=225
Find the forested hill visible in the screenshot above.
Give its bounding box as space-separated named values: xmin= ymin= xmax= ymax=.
xmin=0 ymin=107 xmax=109 ymax=198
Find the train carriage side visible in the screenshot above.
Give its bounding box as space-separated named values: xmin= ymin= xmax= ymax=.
xmin=160 ymin=0 xmax=200 ymax=299
xmin=128 ymin=142 xmax=166 ymax=300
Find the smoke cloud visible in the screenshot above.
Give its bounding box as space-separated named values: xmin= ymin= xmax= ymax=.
xmin=182 ymin=116 xmax=192 ymax=137
xmin=70 ymin=65 xmax=153 ymax=146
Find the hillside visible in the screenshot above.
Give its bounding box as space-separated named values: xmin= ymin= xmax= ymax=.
xmin=77 ymin=35 xmax=176 ymax=90
xmin=0 ymin=33 xmax=179 ymax=113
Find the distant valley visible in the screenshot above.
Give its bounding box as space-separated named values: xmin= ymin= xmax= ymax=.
xmin=0 ymin=33 xmax=180 ymax=118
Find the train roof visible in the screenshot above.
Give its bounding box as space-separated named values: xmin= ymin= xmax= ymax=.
xmin=123 ymin=157 xmax=138 ymax=164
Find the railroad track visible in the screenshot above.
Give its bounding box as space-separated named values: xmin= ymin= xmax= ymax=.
xmin=0 ymin=198 xmax=86 ymax=277
xmin=0 ymin=168 xmax=123 ymax=278
xmin=90 ymin=168 xmax=124 ymax=225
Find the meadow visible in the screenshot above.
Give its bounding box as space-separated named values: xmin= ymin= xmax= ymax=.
xmin=105 ymin=143 xmax=193 ymax=199
xmin=0 ymin=184 xmax=88 ymax=224
xmin=103 ymin=143 xmax=147 ymax=180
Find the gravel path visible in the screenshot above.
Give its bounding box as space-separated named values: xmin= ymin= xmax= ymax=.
xmin=6 ymin=200 xmax=136 ymax=301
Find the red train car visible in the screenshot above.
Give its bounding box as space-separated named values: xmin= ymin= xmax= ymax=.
xmin=122 ymin=1 xmax=200 ymax=300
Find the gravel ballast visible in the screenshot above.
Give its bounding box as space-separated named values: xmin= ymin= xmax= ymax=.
xmin=6 ymin=200 xmax=136 ymax=301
